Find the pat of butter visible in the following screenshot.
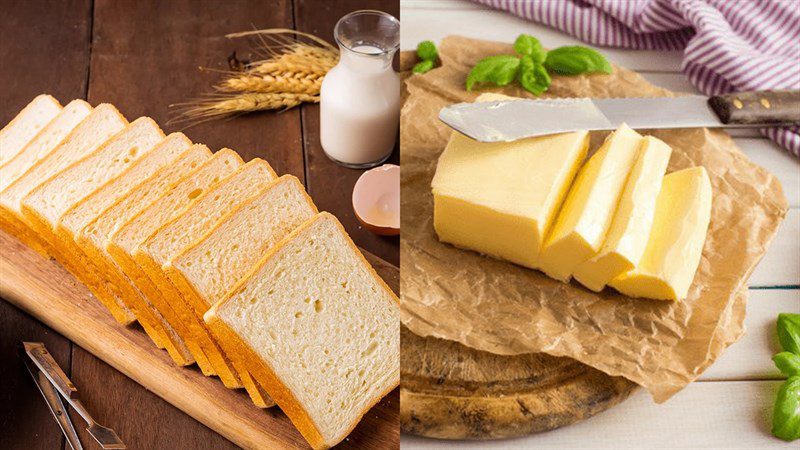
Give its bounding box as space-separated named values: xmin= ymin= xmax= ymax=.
xmin=538 ymin=124 xmax=642 ymax=281
xmin=610 ymin=166 xmax=712 ymax=301
xmin=573 ymin=136 xmax=672 ymax=291
xmin=432 ymin=94 xmax=589 ymax=268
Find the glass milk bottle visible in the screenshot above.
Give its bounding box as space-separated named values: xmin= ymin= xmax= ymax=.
xmin=320 ymin=10 xmax=400 ymax=168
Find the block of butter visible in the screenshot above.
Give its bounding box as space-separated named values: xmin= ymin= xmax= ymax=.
xmin=431 ymin=93 xmax=589 ymax=268
xmin=610 ymin=166 xmax=712 ymax=301
xmin=572 ymin=136 xmax=672 ymax=291
xmin=538 ymin=124 xmax=643 ymax=281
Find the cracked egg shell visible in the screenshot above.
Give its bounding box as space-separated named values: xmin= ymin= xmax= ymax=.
xmin=352 ymin=164 xmax=400 ymax=236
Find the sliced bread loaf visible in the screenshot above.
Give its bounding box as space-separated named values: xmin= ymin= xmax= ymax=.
xmin=76 ymin=144 xmax=216 ymax=365
xmin=104 ymin=149 xmax=243 ymax=369
xmin=54 ymin=133 xmax=194 ymax=325
xmin=132 ymin=158 xmax=277 ymax=394
xmin=204 ymin=212 xmax=400 ymax=449
xmin=166 ymin=175 xmax=316 ymax=407
xmin=0 ymin=94 xmax=62 ymax=167
xmin=0 ymin=104 xmax=127 ymax=255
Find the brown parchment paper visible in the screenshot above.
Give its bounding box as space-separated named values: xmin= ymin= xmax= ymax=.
xmin=399 ymin=36 xmax=789 ymax=403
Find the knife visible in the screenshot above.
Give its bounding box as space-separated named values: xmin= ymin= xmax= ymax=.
xmin=23 ymin=342 xmax=126 ymax=450
xmin=439 ymin=90 xmax=800 ymax=142
xmin=22 ymin=354 xmax=84 ymax=450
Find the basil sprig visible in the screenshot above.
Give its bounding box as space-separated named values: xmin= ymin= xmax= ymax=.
xmin=413 ymin=40 xmax=438 ymax=74
xmin=772 ymin=313 xmax=800 ymax=441
xmin=466 ymin=34 xmax=611 ymax=95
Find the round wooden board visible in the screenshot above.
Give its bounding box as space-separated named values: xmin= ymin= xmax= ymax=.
xmin=400 ymin=325 xmax=638 ymax=440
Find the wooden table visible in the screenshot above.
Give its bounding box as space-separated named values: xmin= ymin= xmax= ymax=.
xmin=0 ymin=1 xmax=399 ymax=449
xmin=400 ymin=1 xmax=800 ymax=449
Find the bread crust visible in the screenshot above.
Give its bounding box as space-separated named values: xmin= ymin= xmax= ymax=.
xmin=22 ymin=203 xmax=135 ymax=324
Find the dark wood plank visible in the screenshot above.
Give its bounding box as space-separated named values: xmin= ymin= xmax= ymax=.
xmin=0 ymin=302 xmax=72 ymax=450
xmin=66 ymin=346 xmax=237 ymax=450
xmin=0 ymin=0 xmax=92 ymax=122
xmin=294 ymin=0 xmax=400 ymax=266
xmin=87 ymin=0 xmax=304 ymax=179
xmin=0 ymin=1 xmax=91 ymax=449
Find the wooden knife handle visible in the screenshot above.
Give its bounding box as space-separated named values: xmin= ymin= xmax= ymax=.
xmin=25 ymin=342 xmax=79 ymax=399
xmin=708 ymin=90 xmax=800 ymax=125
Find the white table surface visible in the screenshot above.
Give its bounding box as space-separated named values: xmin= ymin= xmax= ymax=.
xmin=400 ymin=1 xmax=800 ymax=448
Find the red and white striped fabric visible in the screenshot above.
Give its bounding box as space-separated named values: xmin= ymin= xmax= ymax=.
xmin=473 ymin=0 xmax=800 ymax=157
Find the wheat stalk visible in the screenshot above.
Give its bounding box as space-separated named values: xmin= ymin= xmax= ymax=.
xmin=172 ymin=28 xmax=337 ymax=126
xmin=170 ymin=93 xmax=319 ymax=125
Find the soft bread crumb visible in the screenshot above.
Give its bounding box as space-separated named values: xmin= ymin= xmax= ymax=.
xmin=208 ymin=212 xmax=399 ymax=448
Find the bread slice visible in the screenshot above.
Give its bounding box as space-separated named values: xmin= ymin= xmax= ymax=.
xmin=0 ymin=100 xmax=92 ymax=254
xmin=76 ymin=144 xmax=216 ymax=365
xmin=105 ymin=149 xmax=243 ymax=369
xmin=0 ymin=104 xmax=127 ymax=255
xmin=132 ymin=158 xmax=277 ymax=394
xmin=204 ymin=212 xmax=400 ymax=449
xmin=56 ymin=133 xmax=194 ymax=325
xmin=0 ymin=94 xmax=62 ymax=167
xmin=20 ymin=118 xmax=164 ymax=322
xmin=166 ymin=175 xmax=317 ymax=407
xmin=0 ymin=100 xmax=92 ymax=194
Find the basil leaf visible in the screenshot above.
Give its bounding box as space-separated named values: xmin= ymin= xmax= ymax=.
xmin=773 ymin=376 xmax=800 ymax=441
xmin=413 ymin=59 xmax=435 ymax=74
xmin=514 ymin=34 xmax=545 ymax=63
xmin=544 ymin=46 xmax=612 ymax=75
xmin=778 ymin=313 xmax=800 ymax=355
xmin=466 ymin=55 xmax=521 ymax=91
xmin=517 ymin=55 xmax=551 ymax=95
xmin=775 ymin=352 xmax=800 ymax=377
xmin=417 ymin=40 xmax=438 ymax=62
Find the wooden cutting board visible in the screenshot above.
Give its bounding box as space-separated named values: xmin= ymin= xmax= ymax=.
xmin=0 ymin=229 xmax=398 ymax=450
xmin=398 ymin=51 xmax=638 ymax=440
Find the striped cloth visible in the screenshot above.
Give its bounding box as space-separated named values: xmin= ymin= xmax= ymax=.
xmin=473 ymin=0 xmax=800 ymax=157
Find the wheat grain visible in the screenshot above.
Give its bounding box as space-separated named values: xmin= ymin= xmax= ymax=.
xmin=249 ymin=47 xmax=337 ymax=77
xmin=220 ymin=74 xmax=323 ymax=94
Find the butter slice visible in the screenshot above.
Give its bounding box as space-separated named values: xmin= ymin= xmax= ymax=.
xmin=432 ymin=94 xmax=589 ymax=268
xmin=572 ymin=136 xmax=672 ymax=291
xmin=610 ymin=166 xmax=712 ymax=301
xmin=538 ymin=124 xmax=642 ymax=281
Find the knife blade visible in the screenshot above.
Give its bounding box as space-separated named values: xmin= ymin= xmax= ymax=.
xmin=439 ymin=90 xmax=800 ymax=142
